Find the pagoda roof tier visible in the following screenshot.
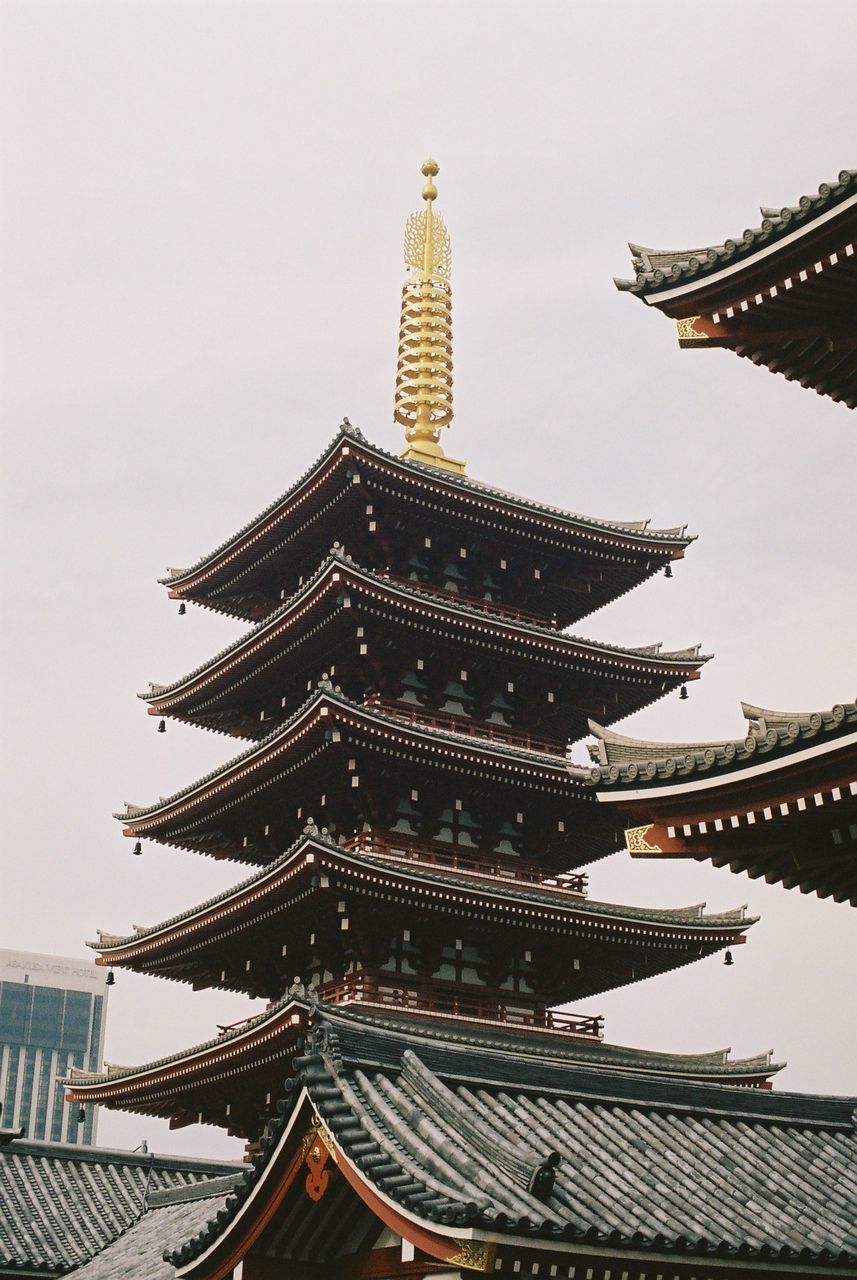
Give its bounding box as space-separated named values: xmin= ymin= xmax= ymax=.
xmin=143 ymin=551 xmax=707 ymax=743
xmin=615 ymin=169 xmax=857 ymax=408
xmin=591 ymin=700 xmax=857 ymax=905
xmin=64 ymin=999 xmax=312 ymax=1137
xmin=88 ymin=831 xmax=752 ymax=1002
xmin=64 ymin=1000 xmax=783 ymax=1140
xmin=119 ymin=686 xmax=620 ymax=868
xmin=159 ymin=1007 xmax=852 ymax=1280
xmin=159 ymin=425 xmax=694 ymax=624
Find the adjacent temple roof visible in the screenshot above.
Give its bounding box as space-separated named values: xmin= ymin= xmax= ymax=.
xmin=66 ymin=1179 xmax=238 ymax=1280
xmin=0 ymin=1137 xmax=240 ymax=1276
xmin=591 ymin=700 xmax=857 ymax=905
xmin=589 ymin=698 xmax=857 ymax=785
xmin=615 ymin=169 xmax=857 ymax=408
xmin=161 ymin=1004 xmax=855 ymax=1278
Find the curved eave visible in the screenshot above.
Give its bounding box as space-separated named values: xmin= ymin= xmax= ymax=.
xmin=615 ymin=171 xmax=857 ymax=305
xmin=160 ymin=427 xmax=694 ymax=600
xmin=143 ymin=553 xmax=708 ymax=719
xmin=591 ymin=724 xmax=857 ymax=799
xmin=63 ymin=998 xmax=779 ymax=1114
xmin=118 ymin=688 xmax=589 ymax=836
xmin=89 ymin=833 xmax=753 ymax=970
xmin=63 ymin=997 xmax=311 ymax=1105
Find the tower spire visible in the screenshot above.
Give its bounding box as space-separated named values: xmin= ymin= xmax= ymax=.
xmin=395 ymin=159 xmax=465 ymax=475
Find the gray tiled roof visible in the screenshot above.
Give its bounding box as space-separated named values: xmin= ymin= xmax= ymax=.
xmin=615 ymin=169 xmax=857 ymax=296
xmin=0 ymin=1138 xmax=240 ymax=1275
xmin=68 ymin=1180 xmax=237 ymax=1278
xmin=160 ymin=425 xmax=691 ymax=588
xmin=168 ymin=1005 xmax=855 ymax=1271
xmin=589 ymin=699 xmax=857 ymax=787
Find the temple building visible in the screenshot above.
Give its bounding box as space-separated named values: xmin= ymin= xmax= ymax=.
xmin=591 ymin=699 xmax=857 ymax=906
xmin=614 ymin=168 xmax=857 ymax=409
xmin=60 ymin=163 xmax=857 ymax=1278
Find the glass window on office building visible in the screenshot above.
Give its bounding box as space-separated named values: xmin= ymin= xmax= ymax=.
xmin=0 ymin=949 xmax=110 ymax=1145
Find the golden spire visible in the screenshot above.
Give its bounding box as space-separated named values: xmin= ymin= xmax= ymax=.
xmin=395 ymin=159 xmax=465 ymax=474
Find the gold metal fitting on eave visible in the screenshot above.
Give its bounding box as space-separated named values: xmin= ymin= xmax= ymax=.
xmin=395 ymin=159 xmax=465 ymax=475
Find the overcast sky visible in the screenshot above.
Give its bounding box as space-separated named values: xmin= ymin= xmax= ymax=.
xmin=2 ymin=0 xmax=855 ymax=1160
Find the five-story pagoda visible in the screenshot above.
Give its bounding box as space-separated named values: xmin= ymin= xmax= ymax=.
xmin=66 ymin=162 xmax=774 ymax=1152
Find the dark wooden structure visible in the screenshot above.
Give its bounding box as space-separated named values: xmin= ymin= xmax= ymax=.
xmin=615 ymin=168 xmax=857 ymax=408
xmin=591 ymin=699 xmax=857 ymax=905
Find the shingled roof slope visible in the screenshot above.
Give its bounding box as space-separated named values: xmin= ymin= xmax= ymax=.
xmin=589 ymin=698 xmax=856 ymax=787
xmin=67 ymin=1179 xmax=238 ymax=1279
xmin=615 ymin=169 xmax=857 ymax=296
xmin=0 ymin=1139 xmax=239 ymax=1276
xmin=168 ymin=1006 xmax=856 ymax=1272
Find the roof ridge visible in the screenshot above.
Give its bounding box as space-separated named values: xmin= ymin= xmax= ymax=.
xmin=616 ymin=168 xmax=857 ymax=295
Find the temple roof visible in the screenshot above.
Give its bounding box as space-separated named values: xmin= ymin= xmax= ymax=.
xmin=590 ymin=700 xmax=857 ymax=905
xmin=165 ymin=1005 xmax=852 ymax=1276
xmin=144 ymin=550 xmax=707 ymax=737
xmin=614 ymin=169 xmax=857 ymax=409
xmin=160 ymin=425 xmax=691 ymax=592
xmin=589 ymin=698 xmax=857 ymax=788
xmin=65 ymin=997 xmax=781 ymax=1100
xmin=615 ymin=169 xmax=856 ymax=298
xmin=64 ymin=1180 xmax=238 ymax=1280
xmin=90 ymin=831 xmax=753 ymax=963
xmin=120 ymin=685 xmax=585 ymax=827
xmin=0 ymin=1137 xmax=239 ymax=1276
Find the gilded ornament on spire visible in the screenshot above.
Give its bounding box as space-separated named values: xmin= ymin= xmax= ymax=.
xmin=395 ymin=159 xmax=465 ymax=475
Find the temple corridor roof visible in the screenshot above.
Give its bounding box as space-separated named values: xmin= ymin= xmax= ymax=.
xmin=615 ymin=169 xmax=857 ymax=409
xmin=615 ymin=169 xmax=856 ymax=299
xmin=164 ymin=1006 xmax=854 ymax=1277
xmin=589 ymin=698 xmax=857 ymax=787
xmin=0 ymin=1138 xmax=239 ymax=1276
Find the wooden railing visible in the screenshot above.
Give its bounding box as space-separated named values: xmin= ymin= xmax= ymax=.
xmin=384 ymin=573 xmax=557 ymax=630
xmin=362 ymin=693 xmax=569 ymax=758
xmin=344 ymin=830 xmax=588 ymax=896
xmin=318 ymin=972 xmax=603 ymax=1040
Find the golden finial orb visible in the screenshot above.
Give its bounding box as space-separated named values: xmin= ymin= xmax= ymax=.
xmin=394 ymin=159 xmax=465 ymax=476
xmin=421 ymin=158 xmax=439 ymax=202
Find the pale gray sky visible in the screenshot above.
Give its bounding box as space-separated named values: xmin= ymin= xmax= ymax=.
xmin=2 ymin=0 xmax=855 ymax=1159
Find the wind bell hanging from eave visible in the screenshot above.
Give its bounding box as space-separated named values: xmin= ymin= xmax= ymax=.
xmin=395 ymin=159 xmax=466 ymax=475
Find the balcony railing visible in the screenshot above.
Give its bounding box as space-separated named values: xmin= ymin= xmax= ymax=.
xmin=318 ymin=971 xmax=603 ymax=1041
xmin=384 ymin=573 xmax=557 ymax=630
xmin=345 ymin=830 xmax=588 ymax=896
xmin=363 ymin=693 xmax=569 ymax=758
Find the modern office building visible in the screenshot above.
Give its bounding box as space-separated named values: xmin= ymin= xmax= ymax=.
xmin=0 ymin=949 xmax=109 ymax=1144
